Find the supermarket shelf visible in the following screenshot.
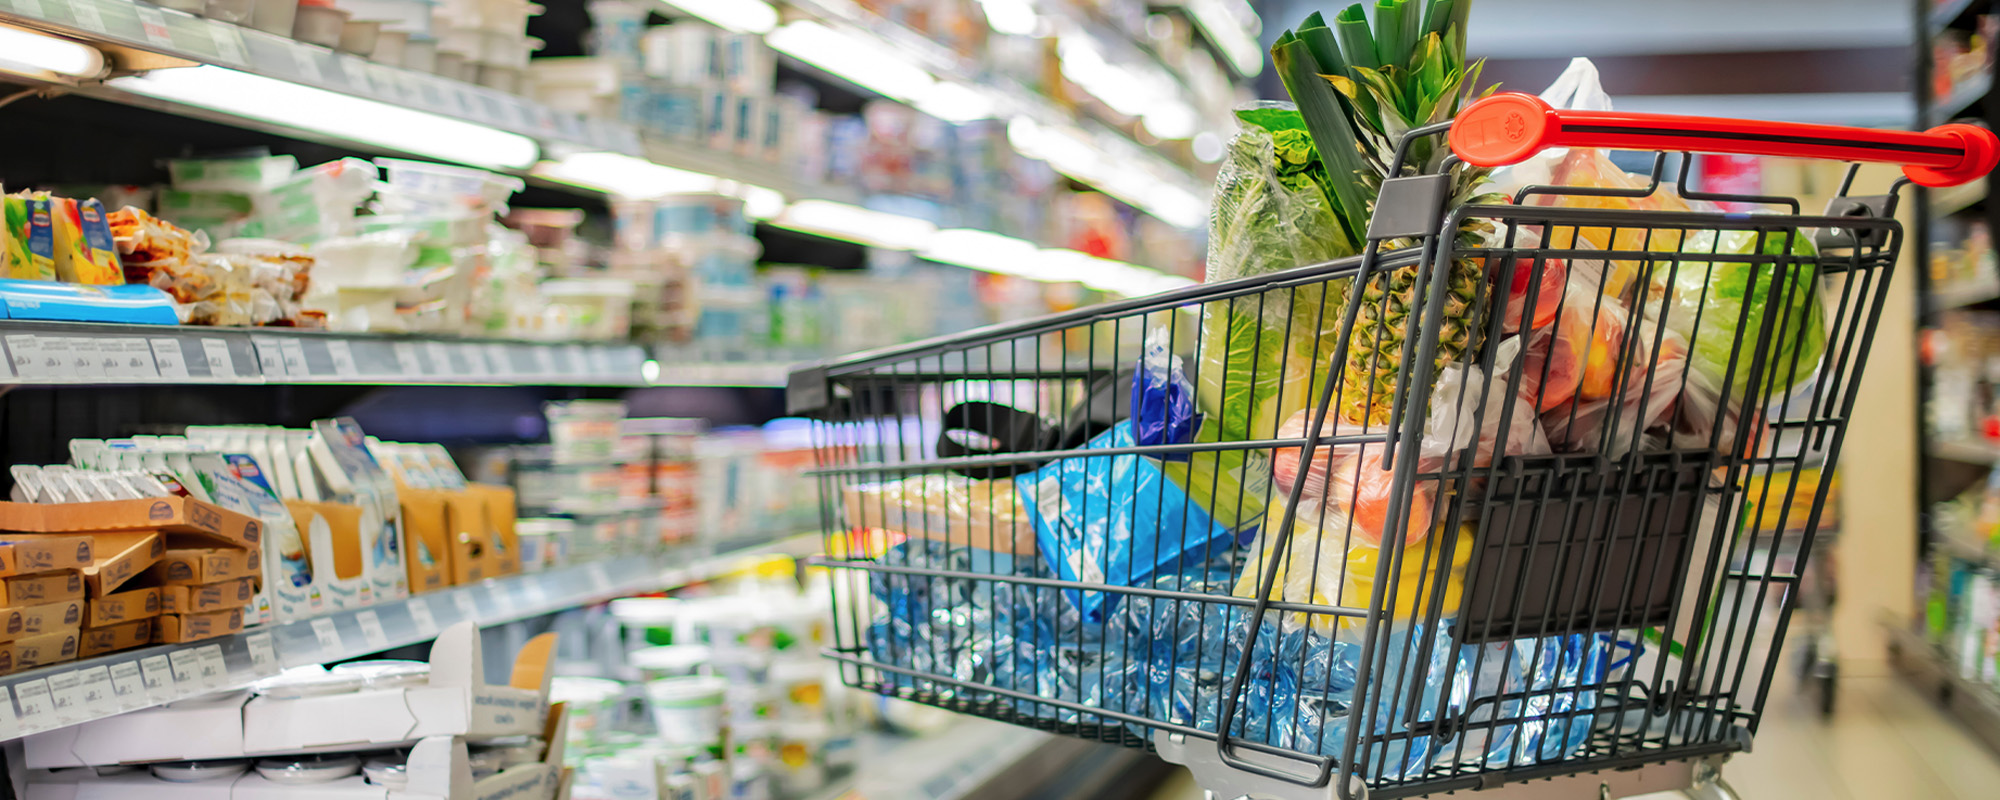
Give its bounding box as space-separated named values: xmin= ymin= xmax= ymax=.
xmin=653 ymin=360 xmax=792 ymax=387
xmin=0 ymin=320 xmax=650 ymax=386
xmin=1932 ymin=0 xmax=1985 ymax=34
xmin=0 ymin=532 xmax=821 ymax=742
xmin=1887 ymin=623 xmax=2000 ymax=756
xmin=0 ymin=0 xmax=639 ymax=155
xmin=1934 ymin=281 xmax=2000 ymax=310
xmin=1938 ymin=532 xmax=2000 ymax=570
xmin=1933 ymin=180 xmax=1987 ymax=216
xmin=1930 ymin=72 xmax=1990 ymax=126
xmin=1931 ymin=437 xmax=2000 ymax=464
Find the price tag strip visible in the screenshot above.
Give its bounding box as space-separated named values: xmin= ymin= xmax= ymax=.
xmin=355 ymin=610 xmax=391 ymax=650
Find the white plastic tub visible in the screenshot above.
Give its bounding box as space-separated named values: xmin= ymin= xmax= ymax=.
xmin=338 ymin=19 xmax=382 ymax=56
xmin=401 ymin=35 xmax=438 ymax=72
xmin=335 ymin=0 xmax=435 ymax=35
xmin=474 ymin=64 xmax=519 ymax=93
xmin=250 ymin=0 xmax=297 ymax=35
xmin=644 ymin=677 xmax=726 ymax=747
xmin=433 ymin=49 xmax=467 ymax=80
xmin=293 ymin=3 xmax=352 ymax=48
xmin=377 ymin=158 xmax=524 ymax=206
xmin=371 ymin=30 xmax=409 ymax=66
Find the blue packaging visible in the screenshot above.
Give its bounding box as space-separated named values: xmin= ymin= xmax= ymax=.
xmin=1015 ymin=421 xmax=1235 ymax=623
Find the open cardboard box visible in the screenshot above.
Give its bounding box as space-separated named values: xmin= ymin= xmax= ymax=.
xmin=284 ymin=501 xmax=376 ymax=612
xmin=0 ymin=497 xmax=262 ymax=550
xmin=28 ymin=704 xmax=569 ymax=800
xmin=465 ymin=484 xmax=520 ymax=577
xmin=82 ymin=532 xmax=163 ymax=597
xmin=396 ymin=489 xmax=458 ymax=593
xmin=25 ymin=622 xmax=555 ymax=768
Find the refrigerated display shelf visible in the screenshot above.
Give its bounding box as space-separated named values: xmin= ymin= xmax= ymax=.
xmin=1888 ymin=624 xmax=2000 ymax=756
xmin=0 ymin=532 xmax=819 ymax=742
xmin=1933 ymin=180 xmax=1987 ymax=216
xmin=1931 ymin=437 xmax=2000 ymax=464
xmin=1934 ymin=281 xmax=2000 ymax=310
xmin=1931 ymin=72 xmax=1991 ymax=126
xmin=0 ymin=320 xmax=655 ymax=386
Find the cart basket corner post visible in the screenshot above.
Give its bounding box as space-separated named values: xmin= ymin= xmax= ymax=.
xmin=791 ymin=93 xmax=2000 ymax=800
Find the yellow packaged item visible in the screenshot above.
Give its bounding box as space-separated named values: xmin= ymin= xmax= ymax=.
xmin=51 ymin=198 xmax=123 ymax=285
xmin=4 ymin=193 xmax=57 ymax=281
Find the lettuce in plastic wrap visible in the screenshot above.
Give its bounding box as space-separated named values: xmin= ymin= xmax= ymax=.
xmin=1654 ymin=226 xmax=1827 ymax=401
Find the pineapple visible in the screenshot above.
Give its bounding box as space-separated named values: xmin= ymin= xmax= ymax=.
xmin=1323 ymin=9 xmax=1503 ymax=427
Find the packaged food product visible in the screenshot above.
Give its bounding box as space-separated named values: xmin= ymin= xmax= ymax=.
xmin=5 ymin=193 xmax=57 ymax=280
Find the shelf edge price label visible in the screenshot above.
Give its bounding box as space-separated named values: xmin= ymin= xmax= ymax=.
xmin=6 ymin=334 xmax=41 ymax=380
xmin=194 ymin=645 xmax=228 ymax=690
xmin=114 ymin=338 xmax=158 ymax=380
xmin=68 ymin=0 xmax=108 ymax=34
xmin=46 ymin=670 xmax=85 ymax=723
xmin=246 ymin=632 xmax=278 ymax=673
xmin=337 ymin=55 xmax=373 ymax=92
xmin=200 ymin=338 xmax=236 ymax=379
xmin=167 ymin=648 xmax=203 ymax=688
xmin=14 ymin=679 xmax=55 ymax=733
xmin=150 ymin=338 xmax=190 ymax=379
xmin=210 ymin=23 xmax=249 ymax=64
xmin=309 ymin=617 xmax=344 ymax=656
xmin=291 ymin=46 xmax=326 ymax=83
xmin=586 ymin=562 xmax=612 ymax=588
xmin=355 ymin=610 xmax=390 ymax=650
xmin=451 ymin=590 xmax=479 ymax=620
xmin=484 ymin=343 xmax=513 ymax=376
xmin=326 ymin=340 xmax=361 ymax=378
xmin=408 ymin=597 xmax=440 ymax=637
xmin=138 ymin=654 xmax=176 ymax=702
xmin=78 ymin=666 xmax=117 ymax=718
xmin=108 ymin=661 xmax=147 ymax=711
xmin=251 ymin=336 xmax=287 ymax=377
xmin=278 ymin=338 xmax=310 ymax=377
xmin=0 ymin=686 xmax=18 ymax=740
xmin=425 ymin=341 xmax=456 ymax=377
xmin=392 ymin=342 xmax=423 ymax=376
xmin=456 ymin=343 xmax=485 ymax=378
xmin=132 ymin=6 xmax=174 ymax=48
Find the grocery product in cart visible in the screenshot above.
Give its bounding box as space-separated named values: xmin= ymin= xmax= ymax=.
xmin=792 ymin=6 xmax=1998 ymax=800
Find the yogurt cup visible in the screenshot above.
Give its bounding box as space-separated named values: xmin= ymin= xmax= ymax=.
xmin=645 ymin=676 xmax=726 ymax=747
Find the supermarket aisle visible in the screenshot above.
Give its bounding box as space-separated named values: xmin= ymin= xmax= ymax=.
xmin=1143 ymin=653 xmax=2000 ymax=800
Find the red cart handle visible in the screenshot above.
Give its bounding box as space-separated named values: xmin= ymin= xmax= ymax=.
xmin=1450 ymin=92 xmax=1999 ymax=188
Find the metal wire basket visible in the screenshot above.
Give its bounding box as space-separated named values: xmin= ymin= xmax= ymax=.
xmin=789 ymin=96 xmax=1998 ymax=799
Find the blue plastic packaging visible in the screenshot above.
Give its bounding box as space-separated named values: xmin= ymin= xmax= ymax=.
xmin=1015 ymin=421 xmax=1236 ymax=623
xmin=1131 ymin=329 xmax=1197 ymax=457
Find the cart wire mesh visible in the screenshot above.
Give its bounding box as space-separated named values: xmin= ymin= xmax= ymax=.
xmin=793 ymin=153 xmax=1899 ymax=798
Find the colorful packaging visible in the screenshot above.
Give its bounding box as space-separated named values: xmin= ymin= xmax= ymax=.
xmin=51 ymin=198 xmax=124 ymax=285
xmin=76 ymin=200 xmax=125 ymax=285
xmin=4 ymin=193 xmax=56 ymax=280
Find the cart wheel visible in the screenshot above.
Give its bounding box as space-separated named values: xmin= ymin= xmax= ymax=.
xmin=1797 ymin=637 xmax=1819 ymax=681
xmin=1682 ymin=775 xmax=1741 ymax=800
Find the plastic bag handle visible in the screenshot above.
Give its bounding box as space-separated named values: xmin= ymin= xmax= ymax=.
xmin=1449 ymin=92 xmax=2000 ymax=187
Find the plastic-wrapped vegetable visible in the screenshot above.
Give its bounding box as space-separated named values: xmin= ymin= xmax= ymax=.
xmin=1544 ymin=326 xmax=1686 ymax=456
xmin=1421 ymin=337 xmax=1551 ymax=467
xmin=1652 ymin=226 xmax=1827 ymax=401
xmin=1520 ymin=289 xmax=1625 ymax=413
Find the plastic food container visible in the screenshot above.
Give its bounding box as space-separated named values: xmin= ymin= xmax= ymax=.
xmin=252 ymin=665 xmax=368 ymax=698
xmin=539 ymin=278 xmax=636 ymax=340
xmin=377 ymin=158 xmax=524 ymax=207
xmin=203 ymin=0 xmax=257 ymax=23
xmin=644 ymin=676 xmax=727 ymax=747
xmin=433 ymin=49 xmax=467 ymax=80
xmin=475 ymin=64 xmax=520 ymax=94
xmin=550 ymin=676 xmax=627 ymax=749
xmin=152 ymin=760 xmax=252 ymax=783
xmin=362 ymin=758 xmax=408 ymax=789
xmin=312 ymin=232 xmax=419 ymax=287
xmin=338 ymin=19 xmax=383 ymax=56
xmin=372 ymin=29 xmax=409 ymax=66
xmin=256 ymin=755 xmax=362 ymax=784
xmin=335 ymin=0 xmax=435 ymax=35
xmin=251 ymin=0 xmax=298 ymax=34
xmin=609 ymin=596 xmax=679 ymax=647
xmin=331 ymin=659 xmax=431 ymax=689
xmin=293 ymin=2 xmax=352 ymax=48
xmin=402 ymin=35 xmax=439 ymax=72
xmin=630 ymin=644 xmax=712 ymax=681
xmin=768 ymin=658 xmax=826 ymax=718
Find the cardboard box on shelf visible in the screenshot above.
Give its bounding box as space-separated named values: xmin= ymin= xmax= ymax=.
xmin=160 ymin=576 xmax=257 ymax=614
xmin=398 ymin=488 xmax=454 ymax=593
xmin=0 ymin=534 xmax=93 ymax=577
xmin=2 ymin=570 xmax=83 ymax=606
xmin=468 ymin=483 xmax=521 ymax=576
xmin=0 ymin=599 xmax=82 ymax=642
xmin=81 ymin=531 xmax=163 ymax=596
xmin=83 ymin=584 xmax=160 ymax=627
xmin=444 ymin=492 xmax=491 ymax=586
xmin=3 ymin=628 xmax=79 ymax=673
xmin=149 ymin=547 xmax=259 ymax=585
xmin=153 ymin=607 xmax=243 ymax=643
xmin=0 ymin=497 xmax=262 ymax=550
xmin=79 ymin=618 xmax=152 ymax=658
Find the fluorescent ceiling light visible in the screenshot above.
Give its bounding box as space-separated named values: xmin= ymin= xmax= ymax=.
xmin=0 ymin=24 xmax=106 ymax=78
xmin=1040 ymin=249 xmax=1196 ymax=297
xmin=976 ymin=0 xmax=1040 ymax=35
xmin=774 ymin=200 xmax=936 ymax=250
xmin=913 ymin=82 xmax=999 ymax=123
xmin=660 ymin=0 xmax=778 ymax=34
xmin=921 ymin=228 xmax=1047 ymax=276
xmin=767 ymin=21 xmax=935 ymax=103
xmin=112 ymin=66 xmax=537 ymax=169
xmin=729 ymin=183 xmax=787 ymax=220
xmin=1010 ymin=118 xmax=1207 ymax=229
xmin=1182 ymin=0 xmax=1263 ymax=77
xmin=534 ymin=152 xmax=719 ymax=198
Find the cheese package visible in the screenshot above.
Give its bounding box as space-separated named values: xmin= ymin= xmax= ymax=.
xmin=0 ymin=535 xmax=94 ymax=578
xmin=160 ymin=576 xmax=257 ymax=614
xmin=52 ymin=197 xmax=124 ymax=285
xmin=2 ymin=570 xmax=84 ymax=606
xmin=155 ymin=607 xmax=243 ymax=643
xmin=149 ymin=547 xmax=259 ymax=585
xmin=0 ymin=599 xmax=82 ymax=642
xmin=80 ymin=618 xmax=152 ymax=657
xmin=7 ymin=628 xmax=79 ymax=672
xmin=4 ymin=192 xmax=56 ymax=280
xmin=84 ymin=585 xmax=161 ymax=627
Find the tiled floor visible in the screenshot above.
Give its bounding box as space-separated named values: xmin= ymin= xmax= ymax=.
xmin=1145 ymin=657 xmax=2000 ymax=799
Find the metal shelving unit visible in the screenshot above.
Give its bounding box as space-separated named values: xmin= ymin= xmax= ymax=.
xmin=0 ymin=533 xmax=817 ymax=741
xmin=1888 ymin=624 xmax=2000 ymax=755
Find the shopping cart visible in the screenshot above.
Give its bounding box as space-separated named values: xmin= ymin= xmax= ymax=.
xmin=789 ymin=94 xmax=1999 ymax=800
